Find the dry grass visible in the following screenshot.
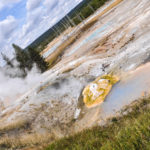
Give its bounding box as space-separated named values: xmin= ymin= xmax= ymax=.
xmin=0 ymin=119 xmax=30 ymax=133
xmin=45 ymin=19 xmax=99 ymax=67
xmin=0 ymin=133 xmax=55 ymax=150
xmin=40 ymin=27 xmax=73 ymax=56
xmin=45 ymin=30 xmax=82 ymax=67
xmin=89 ymin=0 xmax=123 ymax=24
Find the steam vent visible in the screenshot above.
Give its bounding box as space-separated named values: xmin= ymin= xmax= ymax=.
xmin=82 ymin=74 xmax=119 ymax=108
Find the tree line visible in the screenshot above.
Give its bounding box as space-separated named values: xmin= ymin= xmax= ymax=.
xmin=73 ymin=0 xmax=109 ymax=25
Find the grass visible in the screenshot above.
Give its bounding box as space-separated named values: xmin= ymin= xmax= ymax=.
xmin=45 ymin=97 xmax=150 ymax=150
xmin=45 ymin=18 xmax=98 ymax=67
xmin=0 ymin=133 xmax=54 ymax=150
xmin=45 ymin=32 xmax=78 ymax=66
xmin=0 ymin=120 xmax=30 ymax=133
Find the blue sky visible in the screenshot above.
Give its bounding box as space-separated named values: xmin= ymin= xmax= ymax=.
xmin=0 ymin=0 xmax=82 ymax=65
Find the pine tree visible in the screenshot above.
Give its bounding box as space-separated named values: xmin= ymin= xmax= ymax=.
xmin=28 ymin=47 xmax=48 ymax=72
xmin=12 ymin=44 xmax=48 ymax=76
xmin=1 ymin=53 xmax=14 ymax=68
xmin=12 ymin=44 xmax=30 ymax=76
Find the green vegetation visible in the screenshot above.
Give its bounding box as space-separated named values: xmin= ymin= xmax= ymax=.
xmin=45 ymin=97 xmax=150 ymax=150
xmin=13 ymin=44 xmax=48 ymax=74
xmin=13 ymin=44 xmax=32 ymax=76
xmin=71 ymin=0 xmax=109 ymax=25
xmin=28 ymin=47 xmax=49 ymax=73
xmin=2 ymin=44 xmax=49 ymax=78
xmin=1 ymin=53 xmax=14 ymax=68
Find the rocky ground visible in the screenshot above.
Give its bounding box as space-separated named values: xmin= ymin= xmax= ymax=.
xmin=0 ymin=0 xmax=150 ymax=149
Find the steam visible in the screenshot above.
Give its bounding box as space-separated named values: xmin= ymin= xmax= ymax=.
xmin=0 ymin=63 xmax=44 ymax=107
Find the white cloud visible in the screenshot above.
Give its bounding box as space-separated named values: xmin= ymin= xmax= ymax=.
xmin=26 ymin=0 xmax=41 ymax=11
xmin=0 ymin=0 xmax=21 ymax=10
xmin=43 ymin=0 xmax=58 ymax=11
xmin=22 ymin=7 xmax=44 ymax=36
xmin=0 ymin=16 xmax=18 ymax=41
xmin=75 ymin=0 xmax=83 ymax=3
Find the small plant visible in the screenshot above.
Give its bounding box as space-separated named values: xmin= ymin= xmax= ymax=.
xmin=111 ymin=117 xmax=118 ymax=122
